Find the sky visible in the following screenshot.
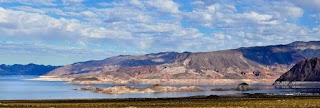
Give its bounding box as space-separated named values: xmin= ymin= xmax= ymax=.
xmin=0 ymin=0 xmax=320 ymax=65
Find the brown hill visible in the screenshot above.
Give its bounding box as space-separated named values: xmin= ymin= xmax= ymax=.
xmin=276 ymin=57 xmax=320 ymax=81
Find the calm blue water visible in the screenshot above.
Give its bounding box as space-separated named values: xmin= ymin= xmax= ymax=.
xmin=0 ymin=76 xmax=317 ymax=100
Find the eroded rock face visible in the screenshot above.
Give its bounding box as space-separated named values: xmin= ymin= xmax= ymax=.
xmin=75 ymin=84 xmax=204 ymax=94
xmin=46 ymin=41 xmax=320 ymax=84
xmin=276 ymin=57 xmax=320 ymax=82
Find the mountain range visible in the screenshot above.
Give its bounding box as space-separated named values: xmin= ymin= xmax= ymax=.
xmin=0 ymin=64 xmax=60 ymax=75
xmin=43 ymin=41 xmax=320 ymax=85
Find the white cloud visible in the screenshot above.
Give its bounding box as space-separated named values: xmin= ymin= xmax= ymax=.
xmin=0 ymin=0 xmax=56 ymax=6
xmin=12 ymin=6 xmax=45 ymax=14
xmin=292 ymin=0 xmax=320 ymax=11
xmin=0 ymin=5 xmax=203 ymax=53
xmin=183 ymin=3 xmax=281 ymax=27
xmin=191 ymin=1 xmax=205 ymax=7
xmin=93 ymin=7 xmax=152 ymax=23
xmin=81 ymin=11 xmax=96 ymax=17
xmin=311 ymin=14 xmax=320 ymax=24
xmin=62 ymin=0 xmax=84 ymax=5
xmin=146 ymin=0 xmax=179 ymax=13
xmin=183 ymin=10 xmax=213 ymax=27
xmin=128 ymin=0 xmax=144 ymax=8
xmin=242 ymin=12 xmax=278 ymax=25
xmin=213 ymin=33 xmax=232 ymax=40
xmin=257 ymin=1 xmax=304 ymax=21
xmin=243 ymin=12 xmax=272 ymax=21
xmin=179 ymin=0 xmax=313 ymax=49
xmin=11 ymin=6 xmax=68 ymax=16
xmin=182 ymin=3 xmax=222 ymax=27
xmin=0 ymin=7 xmax=132 ymax=41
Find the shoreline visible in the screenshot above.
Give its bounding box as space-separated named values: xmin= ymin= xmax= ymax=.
xmin=24 ymin=76 xmax=73 ymax=81
xmin=2 ymin=93 xmax=320 ymax=101
xmin=0 ymin=93 xmax=272 ymax=101
xmin=274 ymin=81 xmax=320 ymax=88
xmin=28 ymin=76 xmax=276 ymax=85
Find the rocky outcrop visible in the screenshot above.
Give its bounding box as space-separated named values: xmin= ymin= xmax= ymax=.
xmin=71 ymin=76 xmax=100 ymax=81
xmin=45 ymin=41 xmax=320 ymax=85
xmin=0 ymin=64 xmax=60 ymax=75
xmin=75 ymin=84 xmax=204 ymax=94
xmin=74 ymin=86 xmax=101 ymax=91
xmin=236 ymin=83 xmax=250 ymax=91
xmin=275 ymin=57 xmax=320 ymax=82
xmin=211 ymin=83 xmax=256 ymax=91
xmin=68 ymin=76 xmax=104 ymax=84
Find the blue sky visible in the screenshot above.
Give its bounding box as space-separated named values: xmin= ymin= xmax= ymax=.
xmin=0 ymin=0 xmax=320 ymax=65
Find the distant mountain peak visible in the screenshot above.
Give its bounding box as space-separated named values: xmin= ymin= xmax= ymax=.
xmin=0 ymin=64 xmax=60 ymax=75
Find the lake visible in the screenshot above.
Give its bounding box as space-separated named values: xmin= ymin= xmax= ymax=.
xmin=0 ymin=76 xmax=317 ymax=100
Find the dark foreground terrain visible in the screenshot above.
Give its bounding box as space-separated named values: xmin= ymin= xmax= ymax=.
xmin=2 ymin=94 xmax=320 ymax=108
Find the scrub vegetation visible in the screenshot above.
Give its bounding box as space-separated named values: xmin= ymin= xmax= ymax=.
xmin=2 ymin=95 xmax=320 ymax=108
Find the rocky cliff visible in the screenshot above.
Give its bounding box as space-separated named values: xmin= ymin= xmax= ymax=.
xmin=0 ymin=64 xmax=60 ymax=75
xmin=276 ymin=57 xmax=320 ymax=82
xmin=45 ymin=41 xmax=320 ymax=84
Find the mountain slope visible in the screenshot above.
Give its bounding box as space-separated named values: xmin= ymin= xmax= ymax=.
xmin=0 ymin=64 xmax=60 ymax=75
xmin=45 ymin=41 xmax=320 ymax=84
xmin=45 ymin=52 xmax=178 ymax=76
xmin=276 ymin=57 xmax=320 ymax=81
